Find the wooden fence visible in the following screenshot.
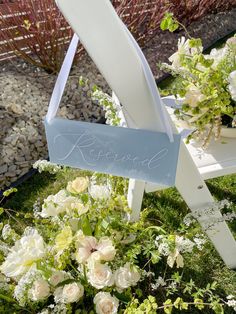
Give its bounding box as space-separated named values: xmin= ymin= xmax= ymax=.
xmin=0 ymin=0 xmax=160 ymax=62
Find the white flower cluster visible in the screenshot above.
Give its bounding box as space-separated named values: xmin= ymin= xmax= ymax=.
xmin=41 ymin=189 xmax=87 ymax=218
xmin=0 ymin=176 xmax=140 ymax=314
xmin=74 ymin=230 xmax=140 ymax=294
xmin=226 ymin=295 xmax=236 ymax=311
xmin=2 ymin=224 xmax=17 ymax=241
xmin=33 ymin=160 xmax=62 ymax=174
xmin=151 ymin=276 xmax=166 ymax=290
xmin=183 ymin=199 xmax=233 ymax=230
xmin=155 ymin=234 xmax=201 ymax=268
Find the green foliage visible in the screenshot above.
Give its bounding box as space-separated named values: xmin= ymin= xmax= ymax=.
xmin=160 ymin=16 xmax=236 ymax=147
xmin=160 ymin=13 xmax=179 ymax=32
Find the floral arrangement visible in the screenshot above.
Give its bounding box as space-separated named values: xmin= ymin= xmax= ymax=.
xmin=0 ymin=168 xmax=236 ymax=313
xmin=160 ymin=13 xmax=236 ymax=147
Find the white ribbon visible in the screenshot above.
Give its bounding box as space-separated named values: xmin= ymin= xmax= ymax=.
xmin=46 ymin=26 xmax=174 ymax=143
xmin=46 ymin=33 xmax=79 ymax=123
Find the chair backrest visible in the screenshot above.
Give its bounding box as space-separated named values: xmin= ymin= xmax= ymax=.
xmin=56 ymin=0 xmax=171 ymax=135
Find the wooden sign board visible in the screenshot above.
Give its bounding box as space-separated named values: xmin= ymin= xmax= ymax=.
xmin=45 ymin=118 xmax=181 ymax=186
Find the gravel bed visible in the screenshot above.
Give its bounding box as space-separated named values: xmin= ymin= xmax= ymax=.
xmin=1 ymin=8 xmax=236 ymax=190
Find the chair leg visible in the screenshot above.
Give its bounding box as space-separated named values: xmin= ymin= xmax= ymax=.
xmin=128 ymin=142 xmax=236 ymax=269
xmin=176 ymin=143 xmax=236 ymax=269
xmin=128 ymin=179 xmax=145 ymax=221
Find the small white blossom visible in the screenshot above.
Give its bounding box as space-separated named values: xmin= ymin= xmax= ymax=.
xmin=157 ymin=242 xmax=170 ymax=256
xmin=175 ymin=236 xmax=195 ymax=253
xmin=33 ymin=160 xmax=61 ymax=174
xmin=151 ymin=276 xmax=166 ymax=290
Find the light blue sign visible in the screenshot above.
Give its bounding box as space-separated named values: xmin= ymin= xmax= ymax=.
xmin=45 ymin=118 xmax=181 ymax=186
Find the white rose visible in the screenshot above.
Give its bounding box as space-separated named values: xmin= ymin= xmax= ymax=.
xmin=29 ymin=278 xmax=50 ymax=301
xmin=94 ymin=292 xmax=119 ymax=314
xmin=62 ymin=282 xmax=84 ymax=303
xmin=89 ymin=185 xmax=111 ymax=200
xmin=114 ymin=263 xmax=140 ymax=291
xmin=87 ymin=263 xmax=114 ymax=289
xmin=0 ymin=229 xmax=46 ymax=278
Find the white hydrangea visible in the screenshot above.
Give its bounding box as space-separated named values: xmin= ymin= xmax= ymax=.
xmin=89 ymin=184 xmax=111 ymax=200
xmin=14 ymin=269 xmax=41 ymax=306
xmin=33 ymin=160 xmax=62 ymax=174
xmin=29 ymin=278 xmax=50 ymax=301
xmin=157 ymin=242 xmax=170 ymax=256
xmin=41 ymin=189 xmax=85 ymax=218
xmin=205 ymin=47 xmax=228 ymax=69
xmin=226 ymin=295 xmax=236 ymax=311
xmin=228 ymin=70 xmax=236 ymax=101
xmin=175 ymin=236 xmax=195 ymax=253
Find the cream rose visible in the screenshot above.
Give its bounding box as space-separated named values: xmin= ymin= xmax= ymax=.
xmin=87 ymin=263 xmax=114 ymax=289
xmin=29 ymin=278 xmax=50 ymax=301
xmin=62 ymin=282 xmax=84 ymax=303
xmin=67 ymin=177 xmax=89 ymax=194
xmin=114 ymin=263 xmax=140 ymax=291
xmin=0 ymin=229 xmax=46 ymax=278
xmin=94 ymin=292 xmax=119 ymax=314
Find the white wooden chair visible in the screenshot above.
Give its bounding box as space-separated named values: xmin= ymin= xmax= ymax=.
xmin=56 ymin=0 xmax=236 ymax=268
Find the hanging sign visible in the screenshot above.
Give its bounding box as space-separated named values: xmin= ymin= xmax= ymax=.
xmin=45 ymin=118 xmax=181 ymax=186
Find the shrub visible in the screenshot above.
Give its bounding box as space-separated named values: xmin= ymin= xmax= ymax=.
xmin=0 ymin=0 xmax=80 ymax=73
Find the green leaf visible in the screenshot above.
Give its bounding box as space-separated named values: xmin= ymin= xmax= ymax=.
xmin=3 ymin=188 xmax=17 ymax=197
xmin=164 ymin=299 xmax=173 ymax=314
xmin=0 ymin=208 xmax=4 ymax=216
xmin=194 ymin=298 xmax=204 ymax=310
xmin=79 ymin=216 xmax=92 ymax=236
